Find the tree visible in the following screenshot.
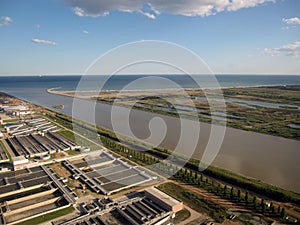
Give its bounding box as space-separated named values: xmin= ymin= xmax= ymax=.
xmin=217 ymin=184 xmax=221 ymax=194
xmin=261 ymin=198 xmax=265 ymax=213
xmin=281 ymin=207 xmax=286 ymax=219
xmin=230 ymin=187 xmax=234 ymax=200
xmin=253 ymin=196 xmax=257 ymax=209
xmin=237 ymin=189 xmax=241 ymax=202
xmin=245 ymin=191 xmax=249 ymax=206
xmin=277 ymin=205 xmax=281 ymax=215
xmin=270 ymin=202 xmax=275 ymax=214
xmin=223 ymin=185 xmax=227 ymax=196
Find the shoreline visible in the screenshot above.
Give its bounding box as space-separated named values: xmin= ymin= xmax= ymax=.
xmin=47 ymin=84 xmax=297 ymax=95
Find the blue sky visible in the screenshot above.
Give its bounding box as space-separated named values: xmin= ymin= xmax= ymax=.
xmin=0 ymin=0 xmax=300 ymax=75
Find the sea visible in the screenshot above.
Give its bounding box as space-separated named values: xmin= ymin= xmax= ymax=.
xmin=0 ymin=74 xmax=300 ymax=193
xmin=1 ymin=75 xmax=300 ymax=92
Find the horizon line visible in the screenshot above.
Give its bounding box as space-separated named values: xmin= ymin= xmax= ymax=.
xmin=1 ymin=73 xmax=300 ymax=76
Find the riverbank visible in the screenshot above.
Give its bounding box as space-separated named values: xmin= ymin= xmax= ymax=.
xmin=48 ymin=85 xmax=300 ymax=140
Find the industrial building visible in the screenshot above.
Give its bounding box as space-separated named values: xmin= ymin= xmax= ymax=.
xmin=55 ymin=187 xmax=183 ymax=225
xmin=0 ymin=105 xmax=32 ymax=117
xmin=63 ymin=151 xmax=154 ymax=195
xmin=11 ymin=156 xmax=29 ymax=171
xmin=5 ymin=132 xmax=80 ymax=159
xmin=0 ymin=165 xmax=77 ymax=225
xmin=26 ymin=117 xmax=60 ymax=133
xmin=117 ymin=187 xmax=183 ymax=225
xmin=144 ymin=187 xmax=183 ymax=213
xmin=4 ymin=117 xmax=60 ymax=136
xmin=117 ymin=197 xmax=173 ymax=225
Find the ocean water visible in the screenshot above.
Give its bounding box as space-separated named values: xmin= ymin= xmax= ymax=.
xmin=0 ymin=74 xmax=300 ymax=93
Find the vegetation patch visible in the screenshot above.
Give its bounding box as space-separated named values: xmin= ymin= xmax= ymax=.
xmin=14 ymin=207 xmax=74 ymax=225
xmin=158 ymin=182 xmax=227 ymax=223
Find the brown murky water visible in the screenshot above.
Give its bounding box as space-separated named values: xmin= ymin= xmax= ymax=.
xmin=69 ymin=98 xmax=300 ymax=193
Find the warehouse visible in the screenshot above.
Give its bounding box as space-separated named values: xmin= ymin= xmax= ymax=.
xmin=63 ymin=151 xmax=154 ymax=195
xmin=144 ymin=187 xmax=183 ymax=213
xmin=0 ymin=165 xmax=77 ymax=225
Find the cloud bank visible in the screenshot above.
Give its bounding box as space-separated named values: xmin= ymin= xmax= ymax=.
xmin=31 ymin=38 xmax=58 ymax=45
xmin=64 ymin=0 xmax=275 ymax=18
xmin=0 ymin=16 xmax=12 ymax=26
xmin=264 ymin=41 xmax=300 ymax=57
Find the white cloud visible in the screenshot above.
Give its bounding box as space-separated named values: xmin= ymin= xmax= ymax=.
xmin=264 ymin=41 xmax=300 ymax=57
xmin=282 ymin=17 xmax=300 ymax=25
xmin=66 ymin=1 xmax=143 ymax=17
xmin=73 ymin=7 xmax=106 ymax=17
xmin=36 ymin=24 xmax=41 ymax=29
xmin=83 ymin=30 xmax=89 ymax=34
xmin=31 ymin=38 xmax=58 ymax=45
xmin=139 ymin=10 xmax=156 ymax=19
xmin=64 ymin=0 xmax=275 ymax=18
xmin=227 ymin=0 xmax=275 ymax=11
xmin=0 ymin=16 xmax=12 ymax=26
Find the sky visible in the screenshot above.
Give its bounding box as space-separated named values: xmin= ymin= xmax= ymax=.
xmin=0 ymin=0 xmax=300 ymax=75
